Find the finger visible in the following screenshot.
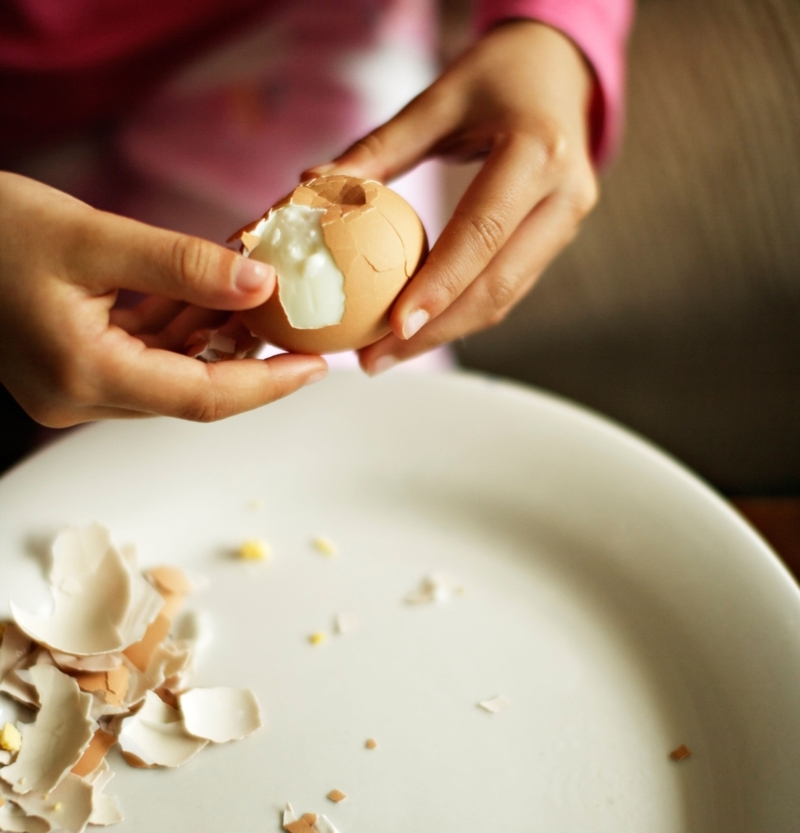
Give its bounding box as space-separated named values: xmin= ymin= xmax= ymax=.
xmin=69 ymin=210 xmax=278 ymax=311
xmin=302 ymin=83 xmax=461 ymax=183
xmin=96 ymin=330 xmax=328 ymax=421
xmin=110 ymin=297 xmax=187 ymax=335
xmin=360 ymin=194 xmax=576 ymax=373
xmin=387 ymin=133 xmax=561 ymax=341
xmin=142 ymin=306 xmax=229 ymax=352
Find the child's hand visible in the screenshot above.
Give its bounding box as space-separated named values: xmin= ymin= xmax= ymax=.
xmin=304 ymin=21 xmax=598 ymax=374
xmin=0 ymin=173 xmax=327 ymax=427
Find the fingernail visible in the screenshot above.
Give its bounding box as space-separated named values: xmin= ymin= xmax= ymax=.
xmin=368 ymin=355 xmax=398 ymax=377
xmin=234 ymin=258 xmax=273 ymax=292
xmin=402 ymin=309 xmax=429 ymax=340
xmin=304 ymin=368 xmax=328 ymax=386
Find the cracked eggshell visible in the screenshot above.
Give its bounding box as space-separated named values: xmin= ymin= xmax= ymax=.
xmin=118 ymin=692 xmax=207 ymax=768
xmin=178 ymin=688 xmax=262 ymax=743
xmin=10 ymin=525 xmax=163 ymax=656
xmin=1 ymin=666 xmax=94 ymax=795
xmin=232 ymin=176 xmax=427 ymax=353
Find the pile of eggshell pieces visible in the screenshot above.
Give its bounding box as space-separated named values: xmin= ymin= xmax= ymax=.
xmin=0 ymin=524 xmax=261 ymax=833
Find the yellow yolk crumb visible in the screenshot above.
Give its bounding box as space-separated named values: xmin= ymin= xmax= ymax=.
xmin=53 ymin=802 xmax=62 ymax=811
xmin=308 ymin=632 xmax=327 ymax=646
xmin=311 ymin=536 xmax=337 ymax=556
xmin=0 ymin=722 xmax=21 ymax=752
xmin=238 ymin=539 xmax=270 ymax=561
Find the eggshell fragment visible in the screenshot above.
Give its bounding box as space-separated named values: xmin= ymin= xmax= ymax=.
xmin=10 ymin=525 xmax=163 ymax=656
xmin=232 ymin=176 xmax=427 ymax=354
xmin=0 ymin=775 xmax=92 ymax=833
xmin=1 ymin=666 xmax=94 ymax=794
xmin=0 ymin=802 xmax=50 ymax=833
xmin=477 ymin=695 xmax=511 ymax=714
xmin=85 ymin=763 xmax=122 ymax=827
xmin=0 ymin=627 xmax=34 ymax=682
xmin=49 ymin=653 xmax=121 ymax=674
xmin=326 ymin=790 xmax=346 ymax=803
xmin=364 ymin=738 xmax=377 ymax=750
xmin=70 ymin=731 xmax=116 ymax=779
xmin=118 ymin=692 xmax=207 ymax=768
xmin=333 ymin=613 xmax=360 ymax=635
xmin=670 ymin=744 xmax=692 ymax=762
xmin=282 ymin=804 xmax=297 ymax=827
xmin=405 ymin=572 xmax=464 ymax=605
xmin=178 ymin=688 xmax=262 ymax=743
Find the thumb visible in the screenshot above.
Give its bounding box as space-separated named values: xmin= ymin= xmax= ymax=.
xmin=75 ymin=210 xmax=276 ymax=310
xmin=302 ymin=86 xmax=455 ymax=184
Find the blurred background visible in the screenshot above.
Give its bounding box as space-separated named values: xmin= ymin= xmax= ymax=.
xmin=2 ymin=0 xmax=799 ymax=537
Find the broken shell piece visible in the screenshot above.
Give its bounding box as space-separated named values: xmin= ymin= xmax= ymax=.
xmin=333 ymin=613 xmax=360 ymax=635
xmin=0 ymin=774 xmax=92 ymax=833
xmin=184 ymin=329 xmax=240 ymax=363
xmin=1 ymin=665 xmax=94 ymax=794
xmin=405 ymin=572 xmax=464 ymax=605
xmin=238 ymin=540 xmax=270 ymax=561
xmin=85 ymin=763 xmax=122 ymax=827
xmin=670 ymin=744 xmax=692 ymax=762
xmin=311 ymin=537 xmax=337 ymax=557
xmin=10 ymin=525 xmax=163 ymax=656
xmin=49 ymin=653 xmax=121 ymax=673
xmin=70 ymin=730 xmax=116 ymax=779
xmin=178 ymin=688 xmax=262 ymax=743
xmin=364 ymin=738 xmax=377 ymax=750
xmin=0 ymin=801 xmax=51 ymax=833
xmin=118 ymin=692 xmax=207 ymax=768
xmin=0 ymin=627 xmax=34 ymax=682
xmin=234 ymin=176 xmax=427 ymax=354
xmin=122 ymin=614 xmax=171 ymax=674
xmin=144 ymin=567 xmax=193 ymax=598
xmin=301 ymin=814 xmax=317 ymax=826
xmin=326 ymin=790 xmax=346 ymax=803
xmin=282 ymin=803 xmax=297 ymax=826
xmin=478 ymin=695 xmax=511 ymax=714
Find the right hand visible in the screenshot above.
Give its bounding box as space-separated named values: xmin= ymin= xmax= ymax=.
xmin=0 ymin=172 xmax=327 ymax=427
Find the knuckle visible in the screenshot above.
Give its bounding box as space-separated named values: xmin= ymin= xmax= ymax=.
xmin=170 ymin=235 xmax=218 ymax=289
xmin=456 ymin=210 xmax=506 ymax=260
xmin=484 ymin=271 xmax=519 ymax=314
xmin=349 ymin=132 xmax=385 ymax=165
xmin=525 ymin=120 xmax=570 ymax=175
xmin=566 ymin=175 xmax=599 ymax=220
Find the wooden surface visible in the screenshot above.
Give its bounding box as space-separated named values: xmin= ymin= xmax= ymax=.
xmin=733 ymin=498 xmax=800 ymax=580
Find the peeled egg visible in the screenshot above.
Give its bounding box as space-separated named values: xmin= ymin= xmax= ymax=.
xmin=228 ymin=176 xmax=428 ymax=353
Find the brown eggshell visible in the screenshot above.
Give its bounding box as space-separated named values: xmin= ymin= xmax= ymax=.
xmin=231 ymin=176 xmax=428 ymax=354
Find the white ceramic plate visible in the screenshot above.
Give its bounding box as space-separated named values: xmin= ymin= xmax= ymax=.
xmin=0 ymin=371 xmax=798 ymax=832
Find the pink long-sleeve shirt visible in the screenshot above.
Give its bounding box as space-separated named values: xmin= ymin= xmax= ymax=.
xmin=0 ymin=0 xmax=633 ymax=166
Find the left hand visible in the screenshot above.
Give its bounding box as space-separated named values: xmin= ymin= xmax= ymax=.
xmin=303 ymin=20 xmax=598 ymax=374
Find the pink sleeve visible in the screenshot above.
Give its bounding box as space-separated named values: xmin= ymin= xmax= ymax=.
xmin=474 ymin=0 xmax=634 ymax=166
